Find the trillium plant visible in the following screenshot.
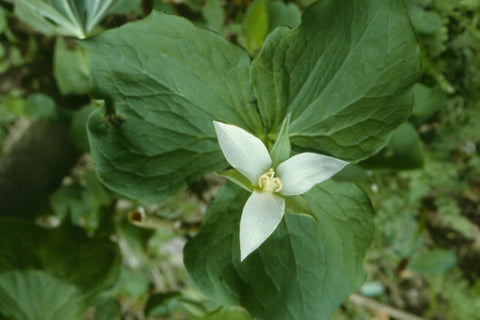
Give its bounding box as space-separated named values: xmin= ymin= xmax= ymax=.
xmin=78 ymin=0 xmax=421 ymax=318
xmin=213 ymin=120 xmax=348 ymax=260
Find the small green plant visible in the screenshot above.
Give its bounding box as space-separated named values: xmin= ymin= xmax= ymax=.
xmin=0 ymin=0 xmax=426 ymax=319
xmin=79 ymin=0 xmax=419 ymax=318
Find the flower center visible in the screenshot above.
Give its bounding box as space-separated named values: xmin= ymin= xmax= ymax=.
xmin=258 ymin=168 xmax=282 ymax=193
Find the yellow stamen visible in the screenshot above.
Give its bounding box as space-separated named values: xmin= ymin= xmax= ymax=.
xmin=258 ymin=168 xmax=282 ymax=193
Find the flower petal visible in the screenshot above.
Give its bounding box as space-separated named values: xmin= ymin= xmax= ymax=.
xmin=213 ymin=121 xmax=271 ymax=184
xmin=277 ymin=152 xmax=348 ymax=196
xmin=240 ymin=191 xmax=285 ymax=261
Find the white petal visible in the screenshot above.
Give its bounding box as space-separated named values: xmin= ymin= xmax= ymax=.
xmin=213 ymin=121 xmax=271 ymax=184
xmin=240 ymin=191 xmax=285 ymax=261
xmin=277 ymin=152 xmax=348 ymax=196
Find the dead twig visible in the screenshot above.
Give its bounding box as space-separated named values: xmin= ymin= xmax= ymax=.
xmin=349 ymin=294 xmax=425 ymax=320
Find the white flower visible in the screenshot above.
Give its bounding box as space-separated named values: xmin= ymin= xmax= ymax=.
xmin=213 ymin=121 xmax=348 ymax=261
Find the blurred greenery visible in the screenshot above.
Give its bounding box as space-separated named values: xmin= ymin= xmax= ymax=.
xmin=0 ymin=0 xmax=480 ymax=319
xmin=54 ymin=37 xmax=90 ymax=95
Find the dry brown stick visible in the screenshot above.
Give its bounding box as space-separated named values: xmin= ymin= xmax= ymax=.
xmin=128 ymin=208 xmax=200 ymax=235
xmin=349 ymin=294 xmax=425 ymax=320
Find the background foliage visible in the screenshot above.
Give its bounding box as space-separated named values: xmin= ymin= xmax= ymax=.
xmin=0 ymin=0 xmax=479 ymax=319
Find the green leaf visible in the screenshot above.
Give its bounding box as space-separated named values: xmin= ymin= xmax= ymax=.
xmin=71 ymin=103 xmax=95 ymax=152
xmin=14 ymin=0 xmax=133 ymax=38
xmin=409 ymin=249 xmax=457 ymax=275
xmin=0 ymin=7 xmax=7 ymax=34
xmin=251 ymin=0 xmax=421 ymax=161
xmin=407 ymin=4 xmax=444 ymax=35
xmin=333 ymin=163 xmax=369 ymax=182
xmin=50 ymin=183 xmax=90 ymax=221
xmin=82 ymin=12 xmax=262 ymax=202
xmin=266 ymin=1 xmax=301 ymax=32
xmin=0 ymin=219 xmax=120 ymax=299
xmin=243 ymin=0 xmax=269 ymax=53
xmin=153 ymin=1 xmax=175 ymax=14
xmin=202 ymin=0 xmax=224 ymax=33
xmin=411 ymin=83 xmax=445 ymax=124
xmin=54 ymin=37 xmax=90 ymax=95
xmin=145 ymin=292 xmax=252 ymax=319
xmin=296 ymin=0 xmax=316 ymax=6
xmin=184 ymin=181 xmax=373 ymax=320
xmin=145 ymin=292 xmax=210 ymax=318
xmin=94 ymin=298 xmax=121 ymax=320
xmin=145 ymin=292 xmax=184 ymax=317
xmin=115 ymin=269 xmax=149 ymax=298
xmin=24 ymin=93 xmax=56 ymax=120
xmin=0 ymin=270 xmax=86 ymax=320
xmin=5 ymin=95 xmax=24 ymax=116
xmin=49 ymin=171 xmax=109 ymax=229
xmin=360 ymin=122 xmax=424 ymax=170
xmin=111 ymin=0 xmax=141 ymax=14
xmin=269 ymin=114 xmax=291 ymax=167
xmin=198 ymin=307 xmax=252 ymax=320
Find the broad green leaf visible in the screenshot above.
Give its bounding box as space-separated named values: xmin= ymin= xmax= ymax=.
xmin=184 ymin=181 xmax=373 ymax=320
xmin=82 ymin=12 xmax=262 ymax=202
xmin=14 ymin=0 xmax=135 ymax=38
xmin=251 ymin=0 xmax=421 ymax=160
xmin=0 ymin=270 xmax=86 ymax=320
xmin=0 ymin=218 xmax=120 ymax=299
